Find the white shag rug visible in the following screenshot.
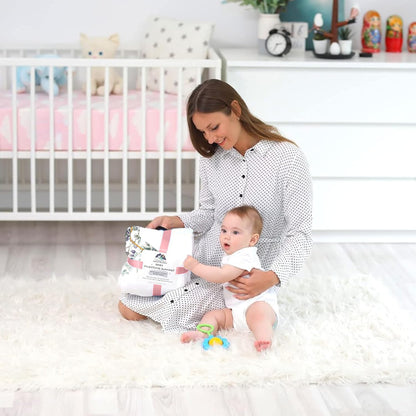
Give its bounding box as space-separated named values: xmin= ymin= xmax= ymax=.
xmin=1 ymin=273 xmax=415 ymax=390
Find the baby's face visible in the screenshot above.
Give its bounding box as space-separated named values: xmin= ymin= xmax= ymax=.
xmin=219 ymin=213 xmax=256 ymax=255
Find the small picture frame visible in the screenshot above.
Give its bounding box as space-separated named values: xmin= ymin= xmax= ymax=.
xmin=280 ymin=21 xmax=308 ymax=52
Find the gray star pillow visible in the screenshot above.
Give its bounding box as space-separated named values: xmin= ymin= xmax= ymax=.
xmin=139 ymin=16 xmax=214 ymax=95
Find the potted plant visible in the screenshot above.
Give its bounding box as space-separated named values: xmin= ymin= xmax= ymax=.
xmin=313 ymin=31 xmax=328 ymax=54
xmin=223 ymin=1 xmax=292 ymax=53
xmin=223 ymin=0 xmax=291 ymax=14
xmin=339 ymin=26 xmax=353 ymax=55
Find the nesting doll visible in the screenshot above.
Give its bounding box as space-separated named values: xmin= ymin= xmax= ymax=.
xmin=408 ymin=22 xmax=416 ymax=52
xmin=361 ymin=10 xmax=382 ymax=53
xmin=385 ymin=15 xmax=403 ymax=52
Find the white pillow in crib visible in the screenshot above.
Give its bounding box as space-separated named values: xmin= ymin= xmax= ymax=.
xmin=140 ymin=16 xmax=214 ymax=96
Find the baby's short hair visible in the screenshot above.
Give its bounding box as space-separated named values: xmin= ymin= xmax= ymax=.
xmin=226 ymin=205 xmax=263 ymax=235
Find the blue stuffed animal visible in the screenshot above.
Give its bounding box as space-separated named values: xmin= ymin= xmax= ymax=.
xmin=16 ymin=54 xmax=67 ymax=96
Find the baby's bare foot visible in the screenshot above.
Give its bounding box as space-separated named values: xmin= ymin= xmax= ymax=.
xmin=254 ymin=340 xmax=272 ymax=352
xmin=180 ymin=331 xmax=206 ymax=343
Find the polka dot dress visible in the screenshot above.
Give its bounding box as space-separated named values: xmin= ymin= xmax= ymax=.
xmin=120 ymin=140 xmax=313 ymax=333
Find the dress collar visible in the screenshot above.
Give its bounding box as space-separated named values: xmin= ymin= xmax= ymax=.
xmin=226 ymin=140 xmax=274 ymax=159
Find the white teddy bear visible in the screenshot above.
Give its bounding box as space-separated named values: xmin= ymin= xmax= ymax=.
xmin=80 ymin=33 xmax=122 ymax=95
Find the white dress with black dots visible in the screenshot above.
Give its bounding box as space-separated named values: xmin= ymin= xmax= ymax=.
xmin=120 ymin=140 xmax=313 ymax=333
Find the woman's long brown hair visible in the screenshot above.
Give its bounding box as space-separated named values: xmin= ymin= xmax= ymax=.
xmin=186 ymin=79 xmax=295 ymax=157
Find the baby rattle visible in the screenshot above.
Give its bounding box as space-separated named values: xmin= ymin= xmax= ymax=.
xmin=197 ymin=324 xmax=230 ymax=351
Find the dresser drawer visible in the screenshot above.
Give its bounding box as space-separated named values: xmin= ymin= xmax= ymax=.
xmin=226 ymin=66 xmax=416 ymax=124
xmin=312 ymin=179 xmax=416 ymax=230
xmin=279 ymin=123 xmax=416 ymax=178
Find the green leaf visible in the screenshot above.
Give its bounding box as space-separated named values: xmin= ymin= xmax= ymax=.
xmin=223 ymin=0 xmax=290 ymax=14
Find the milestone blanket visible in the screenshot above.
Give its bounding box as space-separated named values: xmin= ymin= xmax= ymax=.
xmin=118 ymin=226 xmax=193 ymax=296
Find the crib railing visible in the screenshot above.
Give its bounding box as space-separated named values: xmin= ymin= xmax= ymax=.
xmin=0 ymin=48 xmax=221 ymax=220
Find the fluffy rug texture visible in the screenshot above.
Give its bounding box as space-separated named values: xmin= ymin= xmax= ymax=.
xmin=1 ymin=273 xmax=415 ymax=390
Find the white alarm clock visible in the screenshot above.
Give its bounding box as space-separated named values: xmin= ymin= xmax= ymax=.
xmin=265 ymin=28 xmax=292 ymax=57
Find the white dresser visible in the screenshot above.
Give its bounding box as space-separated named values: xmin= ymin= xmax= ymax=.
xmin=220 ymin=48 xmax=416 ymax=242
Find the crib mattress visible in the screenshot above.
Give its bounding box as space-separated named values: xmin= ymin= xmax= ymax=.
xmin=0 ymin=90 xmax=193 ymax=152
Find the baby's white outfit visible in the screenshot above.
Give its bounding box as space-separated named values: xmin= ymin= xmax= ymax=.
xmin=222 ymin=246 xmax=279 ymax=332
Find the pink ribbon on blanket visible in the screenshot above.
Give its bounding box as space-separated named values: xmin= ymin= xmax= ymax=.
xmin=159 ymin=229 xmax=171 ymax=253
xmin=127 ymin=258 xmax=187 ymax=274
xmin=127 ymin=258 xmax=143 ymax=269
xmin=152 ymin=285 xmax=162 ymax=296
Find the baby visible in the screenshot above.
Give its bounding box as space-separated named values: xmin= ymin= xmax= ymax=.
xmin=181 ymin=205 xmax=278 ymax=351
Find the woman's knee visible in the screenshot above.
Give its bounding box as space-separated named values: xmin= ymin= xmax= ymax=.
xmin=118 ymin=300 xmax=147 ymax=321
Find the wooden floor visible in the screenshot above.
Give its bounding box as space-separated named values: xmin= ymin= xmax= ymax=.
xmin=0 ymin=221 xmax=415 ymax=416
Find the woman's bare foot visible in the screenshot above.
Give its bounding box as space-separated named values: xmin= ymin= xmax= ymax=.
xmin=180 ymin=331 xmax=206 ymax=343
xmin=118 ymin=301 xmax=147 ymax=321
xmin=254 ymin=340 xmax=272 ymax=352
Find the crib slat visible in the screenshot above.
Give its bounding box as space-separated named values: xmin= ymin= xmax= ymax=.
xmin=30 ymin=66 xmax=36 ymax=213
xmin=67 ymin=67 xmax=74 ymax=214
xmin=11 ymin=66 xmax=18 ymax=213
xmin=48 ymin=66 xmax=55 ymax=213
xmin=193 ymin=69 xmax=203 ymax=210
xmin=176 ymin=67 xmax=183 ymax=213
xmin=104 ymin=66 xmax=110 ymax=214
xmin=122 ymin=67 xmax=128 ymax=213
xmin=158 ymin=67 xmax=165 ymax=214
xmin=140 ymin=69 xmax=147 ymax=213
xmin=86 ymin=66 xmax=92 ymax=213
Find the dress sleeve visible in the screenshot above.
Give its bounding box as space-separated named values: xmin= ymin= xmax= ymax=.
xmin=179 ymin=157 xmax=215 ymax=236
xmin=270 ymin=149 xmax=313 ymax=287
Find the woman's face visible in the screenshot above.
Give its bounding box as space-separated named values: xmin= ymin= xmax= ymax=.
xmin=192 ymin=110 xmax=241 ymax=151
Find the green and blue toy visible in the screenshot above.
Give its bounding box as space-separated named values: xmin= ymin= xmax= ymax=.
xmin=197 ymin=323 xmax=230 ymax=350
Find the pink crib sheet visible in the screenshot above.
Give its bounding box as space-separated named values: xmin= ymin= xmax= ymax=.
xmin=0 ymin=90 xmax=193 ymax=151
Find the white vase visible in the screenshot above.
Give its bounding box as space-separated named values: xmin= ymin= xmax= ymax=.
xmin=313 ymin=39 xmax=329 ymax=54
xmin=258 ymin=13 xmax=281 ymax=55
xmin=339 ymin=40 xmax=353 ymax=55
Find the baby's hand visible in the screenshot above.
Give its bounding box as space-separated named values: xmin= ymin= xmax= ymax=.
xmin=184 ymin=255 xmax=199 ymax=271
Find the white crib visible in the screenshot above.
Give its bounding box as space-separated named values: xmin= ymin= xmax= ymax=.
xmin=0 ymin=46 xmax=221 ymax=220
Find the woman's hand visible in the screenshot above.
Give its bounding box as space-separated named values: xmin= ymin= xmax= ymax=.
xmin=226 ymin=269 xmax=280 ymax=300
xmin=147 ymin=215 xmax=185 ymax=230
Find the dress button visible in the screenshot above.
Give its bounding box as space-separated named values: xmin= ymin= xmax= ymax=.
xmin=242 ymin=175 xmax=245 ymax=179
xmin=170 ymin=300 xmax=174 ymax=303
xmin=239 ymin=194 xmax=243 ymax=197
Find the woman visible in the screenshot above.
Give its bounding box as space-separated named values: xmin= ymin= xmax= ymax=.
xmin=118 ymin=79 xmax=313 ymax=332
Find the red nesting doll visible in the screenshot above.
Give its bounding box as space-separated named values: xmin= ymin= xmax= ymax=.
xmin=385 ymin=15 xmax=403 ymax=53
xmin=361 ymin=10 xmax=382 ymax=53
xmin=408 ymin=22 xmax=416 ymax=53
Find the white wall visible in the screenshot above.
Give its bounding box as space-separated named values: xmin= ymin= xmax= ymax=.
xmin=1 ymin=0 xmax=415 ymax=50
